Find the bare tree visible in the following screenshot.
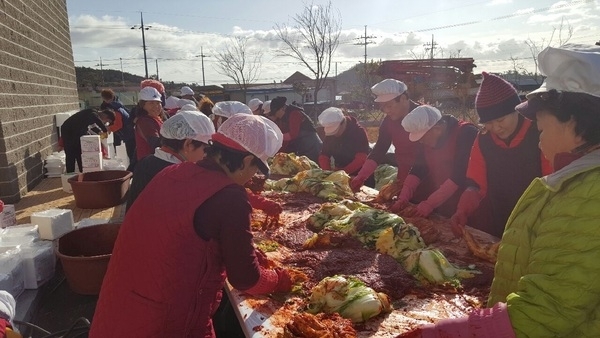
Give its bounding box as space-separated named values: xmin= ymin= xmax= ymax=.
xmin=214 ymin=37 xmax=262 ymax=98
xmin=525 ymin=17 xmax=573 ymax=83
xmin=275 ymin=1 xmax=341 ymax=116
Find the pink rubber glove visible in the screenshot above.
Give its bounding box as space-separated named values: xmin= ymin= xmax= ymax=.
xmin=390 ymin=174 xmax=420 ymax=213
xmin=450 ymin=188 xmax=482 ymax=237
xmin=318 ymin=155 xmax=332 ymax=170
xmin=414 ymin=179 xmax=459 ymax=218
xmin=398 ymin=303 xmax=515 ymax=338
xmin=350 ymin=159 xmax=378 ymax=191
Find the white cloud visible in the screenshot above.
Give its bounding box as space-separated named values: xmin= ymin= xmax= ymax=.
xmin=488 ymin=0 xmax=513 ymax=5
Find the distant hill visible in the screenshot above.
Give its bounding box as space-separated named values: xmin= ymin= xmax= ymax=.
xmin=74 ymin=66 xmax=194 ymax=91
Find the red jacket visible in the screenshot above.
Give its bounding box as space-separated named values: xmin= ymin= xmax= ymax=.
xmin=90 ymin=162 xmax=235 ymax=338
xmin=135 ymin=115 xmax=163 ymax=160
xmin=368 ymin=101 xmax=421 ymax=183
xmin=465 ymin=117 xmax=552 ymax=237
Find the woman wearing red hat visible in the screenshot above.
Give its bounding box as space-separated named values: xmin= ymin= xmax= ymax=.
xmin=90 ymin=114 xmax=292 ymax=338
xmin=450 ymin=72 xmax=551 ymax=238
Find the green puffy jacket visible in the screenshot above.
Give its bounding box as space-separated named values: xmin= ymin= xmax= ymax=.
xmin=488 ymin=150 xmax=600 ymax=337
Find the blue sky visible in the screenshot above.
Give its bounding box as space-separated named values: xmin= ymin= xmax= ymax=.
xmin=66 ymin=0 xmax=600 ymax=85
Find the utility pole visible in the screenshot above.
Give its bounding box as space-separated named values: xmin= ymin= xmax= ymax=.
xmin=355 ymin=26 xmax=376 ymax=105
xmin=424 ymin=34 xmax=438 ymax=60
xmin=131 ymin=12 xmax=151 ymax=78
xmin=355 ymin=25 xmax=376 ymax=65
xmin=155 ymin=59 xmax=159 ymax=80
xmin=196 ymin=46 xmax=208 ymax=86
xmin=95 ymin=57 xmax=108 ymax=87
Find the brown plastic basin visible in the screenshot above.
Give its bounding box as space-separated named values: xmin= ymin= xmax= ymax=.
xmin=68 ymin=170 xmax=132 ymax=209
xmin=55 ymin=223 xmax=121 ymax=295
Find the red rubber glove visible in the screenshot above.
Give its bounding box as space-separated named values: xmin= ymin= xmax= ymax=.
xmin=350 ymin=159 xmax=378 ymax=191
xmin=274 ymin=268 xmax=293 ymax=293
xmin=390 ymin=174 xmax=421 ymax=213
xmin=414 ymin=179 xmax=459 ymax=218
xmin=318 ymin=155 xmax=332 ymax=170
xmin=450 ymin=188 xmax=481 ymax=237
xmin=247 ymin=191 xmax=282 ymax=216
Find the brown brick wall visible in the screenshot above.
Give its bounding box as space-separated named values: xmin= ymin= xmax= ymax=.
xmin=0 ymin=0 xmax=80 ymax=203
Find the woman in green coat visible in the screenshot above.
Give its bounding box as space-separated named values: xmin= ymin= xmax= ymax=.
xmin=400 ymin=44 xmax=600 ymax=337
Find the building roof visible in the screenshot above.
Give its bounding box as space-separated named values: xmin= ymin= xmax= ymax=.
xmin=283 ymin=71 xmax=312 ymax=84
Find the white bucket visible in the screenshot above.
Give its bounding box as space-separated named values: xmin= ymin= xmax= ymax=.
xmin=61 ymin=173 xmax=79 ymax=193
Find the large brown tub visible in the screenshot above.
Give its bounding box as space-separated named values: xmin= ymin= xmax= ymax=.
xmin=56 ymin=223 xmax=121 ymax=295
xmin=68 ymin=170 xmax=132 ymax=209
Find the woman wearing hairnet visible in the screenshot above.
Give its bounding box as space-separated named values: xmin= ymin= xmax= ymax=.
xmin=208 ymin=101 xmax=282 ymax=216
xmin=126 ymin=104 xmax=214 ymax=211
xmin=91 ymin=114 xmax=293 ymax=337
xmin=392 ymin=105 xmax=478 ymax=218
xmin=210 ymin=101 xmax=252 ymax=130
xmin=399 ymin=44 xmax=600 ymax=338
xmin=317 ymin=107 xmax=370 ymax=177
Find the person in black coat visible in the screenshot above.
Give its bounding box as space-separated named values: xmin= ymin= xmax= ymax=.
xmin=60 ymin=109 xmax=115 ymax=173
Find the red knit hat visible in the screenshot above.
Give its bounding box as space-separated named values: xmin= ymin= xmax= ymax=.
xmin=475 ymin=72 xmax=521 ymax=123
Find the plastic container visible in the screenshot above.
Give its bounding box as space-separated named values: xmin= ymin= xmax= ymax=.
xmin=55 ymin=223 xmax=121 ymax=295
xmin=30 ymin=209 xmax=74 ymax=240
xmin=68 ymin=170 xmax=132 ymax=209
xmin=61 ymin=173 xmax=79 ymax=193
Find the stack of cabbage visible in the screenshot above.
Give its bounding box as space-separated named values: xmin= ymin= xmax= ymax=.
xmin=307 ymin=275 xmax=392 ymax=323
xmin=373 ymin=164 xmax=398 ymax=190
xmin=265 ymin=169 xmax=354 ymax=201
xmin=269 ymin=153 xmax=319 ymax=175
xmin=306 ymin=200 xmax=476 ymax=284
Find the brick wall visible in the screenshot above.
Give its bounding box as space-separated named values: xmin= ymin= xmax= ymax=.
xmin=0 ymin=0 xmax=79 ymax=203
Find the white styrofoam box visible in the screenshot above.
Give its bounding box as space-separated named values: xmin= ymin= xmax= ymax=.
xmin=30 ymin=209 xmax=74 ymax=241
xmin=1 ymin=224 xmax=39 ymax=243
xmin=76 ymin=218 xmax=109 ymax=229
xmin=19 ymin=241 xmax=55 ymax=289
xmin=81 ymin=152 xmax=103 ymax=169
xmin=0 ymin=205 xmax=16 ymax=228
xmin=44 ymin=163 xmax=65 ymax=177
xmin=61 ymin=173 xmax=79 ymax=193
xmin=55 ymin=112 xmax=74 ymax=128
xmin=80 ymin=135 xmax=101 ymax=153
xmin=0 ymin=247 xmax=25 ymax=299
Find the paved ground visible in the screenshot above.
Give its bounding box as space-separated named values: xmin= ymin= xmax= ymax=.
xmin=11 ymin=177 xmax=125 ymax=337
